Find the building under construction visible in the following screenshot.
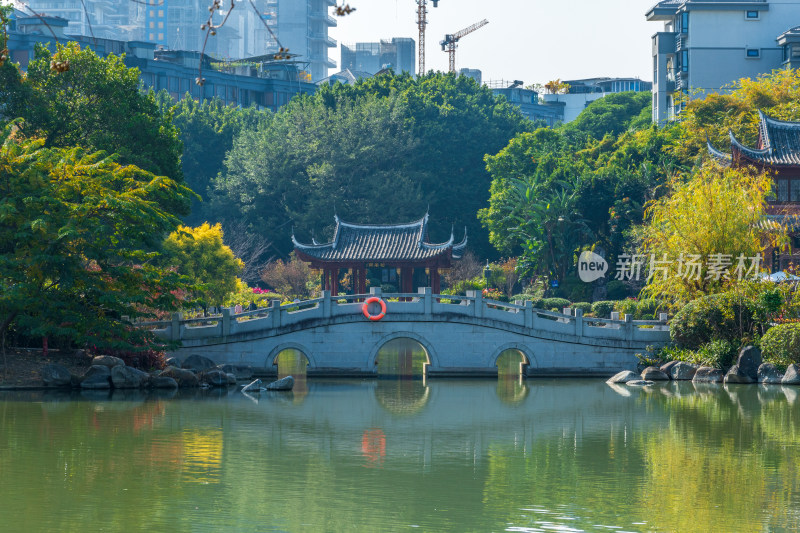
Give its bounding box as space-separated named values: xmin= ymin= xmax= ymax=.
xmin=340 ymin=38 xmax=415 ymax=75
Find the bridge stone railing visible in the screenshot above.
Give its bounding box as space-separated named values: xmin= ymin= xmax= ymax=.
xmin=137 ymin=287 xmax=670 ymax=346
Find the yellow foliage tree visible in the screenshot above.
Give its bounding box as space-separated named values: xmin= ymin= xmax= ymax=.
xmin=163 ymin=223 xmax=244 ymax=307
xmin=679 ymin=68 xmax=800 ymax=161
xmin=639 ymin=163 xmax=786 ymax=306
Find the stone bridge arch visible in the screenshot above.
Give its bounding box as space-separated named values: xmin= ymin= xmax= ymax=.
xmin=368 ymin=331 xmax=439 ymax=376
xmin=267 ymin=342 xmax=316 ymax=370
xmin=492 ymin=342 xmax=537 ymax=376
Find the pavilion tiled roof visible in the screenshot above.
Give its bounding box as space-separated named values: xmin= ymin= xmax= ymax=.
xmin=708 ymin=111 xmax=800 ymax=167
xmin=292 ymin=214 xmax=467 ymax=263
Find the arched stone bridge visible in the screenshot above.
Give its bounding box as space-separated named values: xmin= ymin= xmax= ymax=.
xmin=143 ymin=289 xmax=671 ymax=378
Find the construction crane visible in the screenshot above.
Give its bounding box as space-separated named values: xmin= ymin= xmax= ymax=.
xmin=440 ymin=19 xmax=488 ymax=73
xmin=416 ymin=0 xmax=440 ymax=75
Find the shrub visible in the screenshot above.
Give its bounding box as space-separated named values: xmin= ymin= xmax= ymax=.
xmin=696 ymin=339 xmax=738 ymax=369
xmin=511 ymin=294 xmax=536 ymax=302
xmin=591 ymin=301 xmax=615 ymax=318
xmin=614 ymin=298 xmax=638 ymax=319
xmin=670 ymin=292 xmax=756 ymax=349
xmin=635 ymin=298 xmax=664 ymax=320
xmin=572 ymin=302 xmax=592 ymax=315
xmin=90 ymin=347 xmax=166 ymax=371
xmin=761 ymin=323 xmax=800 ymax=368
xmin=446 ymin=277 xmax=484 ymax=295
xmin=542 ymin=297 xmax=570 ymax=311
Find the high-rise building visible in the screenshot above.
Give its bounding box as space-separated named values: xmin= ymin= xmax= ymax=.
xmin=22 ymin=0 xmax=142 ymax=41
xmin=21 ymin=0 xmax=337 ymax=81
xmin=340 ymin=38 xmax=416 ymax=75
xmin=267 ymin=0 xmax=337 ymax=81
xmin=647 ymin=0 xmax=800 ymax=123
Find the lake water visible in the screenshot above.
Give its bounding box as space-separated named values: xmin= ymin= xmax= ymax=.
xmin=1 ymin=379 xmax=799 ymax=532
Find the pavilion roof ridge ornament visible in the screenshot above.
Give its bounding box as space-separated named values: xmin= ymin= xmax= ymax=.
xmin=334 ymin=214 xmax=431 ymax=231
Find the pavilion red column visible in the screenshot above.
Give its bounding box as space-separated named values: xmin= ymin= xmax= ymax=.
xmin=331 ymin=268 xmax=339 ymax=296
xmin=401 ymin=267 xmax=413 ymax=295
xmin=359 ymin=267 xmax=367 ymax=295
xmin=431 ymin=267 xmax=441 ymax=294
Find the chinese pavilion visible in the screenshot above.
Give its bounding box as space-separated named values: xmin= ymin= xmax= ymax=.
xmin=292 ymin=214 xmax=467 ymax=295
xmin=708 ymin=110 xmax=800 ymax=270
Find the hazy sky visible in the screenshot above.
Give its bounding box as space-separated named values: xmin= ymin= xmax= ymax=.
xmin=330 ymin=0 xmax=661 ymax=84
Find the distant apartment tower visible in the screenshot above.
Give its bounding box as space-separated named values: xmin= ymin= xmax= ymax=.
xmin=541 ymin=77 xmax=652 ymax=123
xmin=137 ymin=0 xmax=338 ymax=80
xmin=459 ymin=68 xmax=482 ymax=85
xmin=340 ymin=38 xmax=415 ymax=75
xmin=264 ymin=0 xmax=336 ymax=81
xmin=647 ymin=0 xmax=800 ymax=123
xmin=23 ymin=0 xmax=142 ymax=41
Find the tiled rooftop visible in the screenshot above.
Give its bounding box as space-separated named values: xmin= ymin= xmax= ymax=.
xmin=293 ymin=215 xmax=467 ymax=262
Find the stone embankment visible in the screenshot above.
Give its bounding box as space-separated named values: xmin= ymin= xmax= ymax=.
xmin=608 ymin=346 xmax=800 ymax=386
xmin=39 ymin=354 xmax=271 ymax=391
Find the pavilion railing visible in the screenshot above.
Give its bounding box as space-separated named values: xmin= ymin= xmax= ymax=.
xmin=136 ymin=287 xmax=670 ymax=344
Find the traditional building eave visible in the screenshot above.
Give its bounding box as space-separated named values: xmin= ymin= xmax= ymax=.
xmin=707 ymin=139 xmax=732 ymax=167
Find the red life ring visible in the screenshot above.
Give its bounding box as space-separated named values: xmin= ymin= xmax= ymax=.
xmin=362 ymin=297 xmax=387 ymax=321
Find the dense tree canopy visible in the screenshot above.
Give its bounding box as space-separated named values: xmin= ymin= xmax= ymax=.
xmin=213 ymin=72 xmax=532 ymax=258
xmin=165 ymin=94 xmax=270 ymax=226
xmin=0 ymin=124 xmax=194 ymax=349
xmin=479 ymin=90 xmax=676 ymax=288
xmin=0 ymin=43 xmax=188 ymax=214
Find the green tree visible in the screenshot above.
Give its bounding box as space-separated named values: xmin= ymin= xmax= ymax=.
xmin=214 ymin=72 xmax=531 ymax=258
xmin=0 ymin=42 xmax=187 ymax=214
xmin=479 ymin=93 xmax=685 ymax=281
xmin=162 ymin=222 xmax=244 ymax=307
xmin=0 ymin=124 xmax=194 ymax=349
xmin=167 ymin=94 xmax=270 ymax=226
xmin=561 ymin=91 xmax=652 ymax=143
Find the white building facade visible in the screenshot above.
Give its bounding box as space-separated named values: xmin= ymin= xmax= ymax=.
xmin=541 ymin=77 xmax=652 ymax=123
xmin=648 ymin=0 xmax=800 ymax=123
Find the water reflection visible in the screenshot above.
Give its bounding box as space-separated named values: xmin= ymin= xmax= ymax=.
xmin=496 ymin=375 xmax=529 ymax=404
xmin=1 ymin=380 xmax=799 ymax=531
xmin=374 ymin=380 xmax=430 ymax=415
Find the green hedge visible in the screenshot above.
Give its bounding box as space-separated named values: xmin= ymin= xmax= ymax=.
xmin=572 ymin=302 xmax=592 ymax=315
xmin=533 ymin=297 xmax=571 ymax=311
xmin=591 ymin=301 xmax=615 ymax=318
xmin=761 ymin=323 xmax=800 ymax=367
